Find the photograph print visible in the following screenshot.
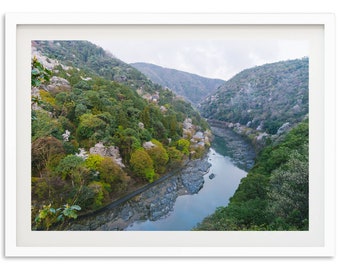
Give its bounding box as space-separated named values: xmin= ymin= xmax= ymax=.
xmin=31 ymin=39 xmax=309 ymax=231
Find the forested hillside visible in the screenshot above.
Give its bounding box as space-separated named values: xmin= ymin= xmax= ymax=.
xmin=31 ymin=41 xmax=210 ymax=230
xmin=131 ymin=62 xmax=225 ymax=105
xmin=195 ymin=58 xmax=309 ymax=231
xmin=199 ymin=58 xmax=309 ymax=135
xmin=194 ymin=119 xmax=309 ymax=231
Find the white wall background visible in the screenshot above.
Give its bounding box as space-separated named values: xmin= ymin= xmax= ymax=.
xmin=1 ymin=0 xmax=338 ymax=269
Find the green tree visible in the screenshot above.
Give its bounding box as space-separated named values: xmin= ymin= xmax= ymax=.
xmin=76 ymin=113 xmax=106 ymax=140
xmin=32 ymin=110 xmax=63 ymax=141
xmin=166 ymin=146 xmax=184 ymax=168
xmin=98 ymin=157 xmax=130 ymax=193
xmin=176 ymin=138 xmax=190 ymax=155
xmin=85 ymin=154 xmax=104 ymax=171
xmin=145 ymin=139 xmax=169 ymax=173
xmin=267 ymin=149 xmax=309 ymax=230
xmin=74 ymin=103 xmax=88 ymax=118
xmin=88 ymin=181 xmax=110 ymax=208
xmin=114 ymin=128 xmax=141 ymax=163
xmin=140 ymin=106 xmax=151 ymax=128
xmin=130 ymin=149 xmax=155 ymax=182
xmin=56 ymin=155 xmax=89 ymax=187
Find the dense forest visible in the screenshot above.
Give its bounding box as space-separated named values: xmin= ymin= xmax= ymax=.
xmin=31 ymin=41 xmax=210 ymax=230
xmin=194 ymin=119 xmax=309 ymax=230
xmin=199 ymin=58 xmax=309 ymax=135
xmin=131 ymin=62 xmax=225 ymax=105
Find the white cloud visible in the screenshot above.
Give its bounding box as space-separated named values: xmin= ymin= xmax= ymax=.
xmin=91 ymin=39 xmax=308 ymax=81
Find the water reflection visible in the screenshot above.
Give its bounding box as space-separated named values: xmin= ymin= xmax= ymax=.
xmin=126 ymin=148 xmax=246 ymax=231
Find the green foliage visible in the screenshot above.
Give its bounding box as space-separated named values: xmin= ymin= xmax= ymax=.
xmin=31 ymin=56 xmax=52 ymax=87
xmin=88 ymin=181 xmax=110 ymax=208
xmin=33 ymin=203 xmax=81 ymax=230
xmin=60 ymin=204 xmax=82 ymax=219
xmin=85 ymin=154 xmax=104 ymax=171
xmin=31 ymin=177 xmax=49 ymax=200
xmin=166 ymin=146 xmax=184 ymax=168
xmin=56 ymin=154 xmax=87 ymax=183
xmin=32 ymin=110 xmax=63 ymax=141
xmin=76 ymin=113 xmax=106 ymax=140
xmin=267 ymin=148 xmax=309 ymax=230
xmin=230 ymin=173 xmax=268 ymax=203
xmin=144 ymin=168 xmax=156 ymax=183
xmin=114 ymin=130 xmax=142 ymax=164
xmin=145 ymin=139 xmax=169 ymax=173
xmin=176 ymin=139 xmax=190 ymax=155
xmin=130 ymin=149 xmax=155 ymax=182
xmin=195 ymin=120 xmax=309 ymax=231
xmin=98 ymin=157 xmax=129 ymax=186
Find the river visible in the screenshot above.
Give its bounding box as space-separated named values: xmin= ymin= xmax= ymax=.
xmin=125 ymin=147 xmax=247 ymax=230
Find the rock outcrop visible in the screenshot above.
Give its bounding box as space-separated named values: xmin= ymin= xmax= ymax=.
xmin=89 ymin=142 xmax=125 ymax=168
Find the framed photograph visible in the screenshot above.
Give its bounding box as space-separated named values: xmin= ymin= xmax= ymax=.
xmin=5 ymin=12 xmax=335 ymax=257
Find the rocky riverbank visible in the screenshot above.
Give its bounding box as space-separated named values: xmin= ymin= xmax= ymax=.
xmin=64 ymin=156 xmax=211 ymax=231
xmin=210 ymin=126 xmax=256 ymax=171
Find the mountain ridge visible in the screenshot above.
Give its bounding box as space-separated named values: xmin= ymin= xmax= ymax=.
xmin=198 ymin=57 xmax=309 ymax=135
xmin=131 ymin=62 xmax=225 ymax=105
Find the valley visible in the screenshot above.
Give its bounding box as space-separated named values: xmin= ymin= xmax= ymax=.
xmin=31 ymin=40 xmax=309 ymax=231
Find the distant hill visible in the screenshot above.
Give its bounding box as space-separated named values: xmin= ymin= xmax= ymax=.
xmin=32 ymin=40 xmax=160 ymax=94
xmin=198 ymin=58 xmax=309 ymax=135
xmin=131 ymin=62 xmax=225 ymax=105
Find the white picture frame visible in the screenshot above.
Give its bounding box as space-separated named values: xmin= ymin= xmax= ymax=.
xmin=5 ymin=12 xmax=336 ymax=257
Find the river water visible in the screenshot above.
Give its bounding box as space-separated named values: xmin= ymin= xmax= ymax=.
xmin=125 ymin=146 xmax=247 ymax=231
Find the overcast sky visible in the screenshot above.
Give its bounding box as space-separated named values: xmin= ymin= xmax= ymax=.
xmin=91 ymin=39 xmax=308 ymax=81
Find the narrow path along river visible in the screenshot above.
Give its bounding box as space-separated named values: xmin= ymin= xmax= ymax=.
xmin=65 ymin=126 xmax=255 ymax=231
xmin=126 ymin=147 xmax=247 ymax=230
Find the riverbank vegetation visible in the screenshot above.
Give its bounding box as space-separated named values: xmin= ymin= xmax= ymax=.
xmin=194 ymin=119 xmax=309 ymax=230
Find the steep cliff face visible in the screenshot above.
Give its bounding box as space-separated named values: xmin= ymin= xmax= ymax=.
xmin=131 ymin=62 xmax=225 ymax=105
xmin=198 ymin=58 xmax=309 ymax=135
